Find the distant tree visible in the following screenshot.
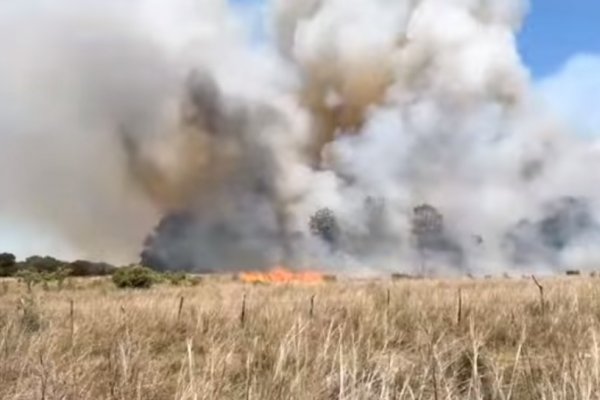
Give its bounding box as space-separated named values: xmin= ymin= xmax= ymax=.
xmin=309 ymin=208 xmax=340 ymax=245
xmin=503 ymin=196 xmax=595 ymax=266
xmin=0 ymin=252 xmax=17 ymax=277
xmin=68 ymin=260 xmax=116 ymax=277
xmin=411 ymin=204 xmax=465 ymax=274
xmin=412 ymin=204 xmax=444 ymax=245
xmin=539 ymin=197 xmax=593 ymax=251
xmin=411 ymin=204 xmax=445 ymax=275
xmin=24 ymin=256 xmax=64 ymax=273
xmin=0 ymin=252 xmax=15 ymax=266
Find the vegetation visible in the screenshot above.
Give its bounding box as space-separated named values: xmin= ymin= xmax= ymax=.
xmin=0 ymin=252 xmax=16 ymax=277
xmin=14 ymin=266 xmax=74 ymax=292
xmin=23 ymin=255 xmax=64 ymax=273
xmin=309 ymin=207 xmax=340 ymax=244
xmin=0 ymin=254 xmax=116 ymax=278
xmin=112 ymin=265 xmax=158 ymax=289
xmin=0 ymin=252 xmax=198 ymax=290
xmin=68 ymin=260 xmax=116 ymax=277
xmin=0 ymin=275 xmax=599 ymax=398
xmin=161 ymin=271 xmax=202 ymax=286
xmin=411 ymin=204 xmax=465 ymax=274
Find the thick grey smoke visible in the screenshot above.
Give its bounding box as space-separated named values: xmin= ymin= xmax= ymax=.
xmin=0 ymin=0 xmax=290 ymax=263
xmin=2 ymin=0 xmax=600 ymax=275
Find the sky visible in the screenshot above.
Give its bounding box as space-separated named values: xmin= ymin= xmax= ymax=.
xmin=518 ymin=0 xmax=600 ymax=78
xmin=518 ymin=1 xmax=600 ymax=138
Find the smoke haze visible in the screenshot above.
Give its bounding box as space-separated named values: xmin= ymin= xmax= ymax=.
xmin=1 ymin=0 xmax=599 ymax=275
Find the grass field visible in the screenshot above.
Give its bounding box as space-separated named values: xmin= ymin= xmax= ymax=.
xmin=1 ymin=275 xmax=599 ymax=399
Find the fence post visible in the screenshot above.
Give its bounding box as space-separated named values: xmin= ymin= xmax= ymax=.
xmin=456 ymin=289 xmax=462 ymax=326
xmin=531 ymin=275 xmax=545 ymax=315
xmin=177 ymin=296 xmax=185 ymax=322
xmin=240 ymin=293 xmax=247 ymax=327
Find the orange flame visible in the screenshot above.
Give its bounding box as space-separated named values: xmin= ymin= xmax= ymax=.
xmin=239 ymin=266 xmax=324 ymax=284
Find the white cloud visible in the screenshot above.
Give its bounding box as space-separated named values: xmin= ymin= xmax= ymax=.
xmin=536 ymin=54 xmax=600 ymax=138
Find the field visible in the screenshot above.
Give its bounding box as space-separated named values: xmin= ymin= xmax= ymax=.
xmin=1 ymin=275 xmax=600 ymax=399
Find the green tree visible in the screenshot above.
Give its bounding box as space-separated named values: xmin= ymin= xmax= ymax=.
xmin=0 ymin=252 xmax=17 ymax=277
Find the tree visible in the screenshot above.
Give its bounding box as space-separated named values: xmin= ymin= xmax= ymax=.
xmin=503 ymin=196 xmax=595 ymax=267
xmin=309 ymin=208 xmax=340 ymax=246
xmin=68 ymin=260 xmax=116 ymax=277
xmin=412 ymin=205 xmax=444 ymax=245
xmin=411 ymin=204 xmax=445 ymax=275
xmin=0 ymin=252 xmax=16 ymax=277
xmin=24 ymin=256 xmax=64 ymax=273
xmin=411 ymin=204 xmax=465 ymax=275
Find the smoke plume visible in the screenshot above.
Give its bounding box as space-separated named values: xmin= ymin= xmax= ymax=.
xmin=2 ymin=0 xmax=600 ymax=275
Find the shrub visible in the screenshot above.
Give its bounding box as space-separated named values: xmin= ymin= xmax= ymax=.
xmin=14 ymin=267 xmax=73 ymax=291
xmin=112 ymin=266 xmax=157 ymax=289
xmin=161 ymin=271 xmax=202 ymax=286
xmin=163 ymin=272 xmax=188 ymax=286
xmin=14 ymin=269 xmax=43 ymax=292
xmin=50 ymin=266 xmax=73 ymax=289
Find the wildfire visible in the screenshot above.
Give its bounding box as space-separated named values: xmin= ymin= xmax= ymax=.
xmin=239 ymin=266 xmax=325 ymax=284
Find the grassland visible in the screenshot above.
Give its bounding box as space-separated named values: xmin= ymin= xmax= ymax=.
xmin=1 ymin=275 xmax=599 ymax=399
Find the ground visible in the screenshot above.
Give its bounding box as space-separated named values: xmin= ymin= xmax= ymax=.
xmin=0 ymin=274 xmax=599 ymax=399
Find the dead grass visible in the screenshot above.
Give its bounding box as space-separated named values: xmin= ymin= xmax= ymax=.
xmin=1 ymin=275 xmax=600 ymax=399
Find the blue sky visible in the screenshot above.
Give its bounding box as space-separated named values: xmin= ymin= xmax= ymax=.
xmin=519 ymin=0 xmax=600 ymax=78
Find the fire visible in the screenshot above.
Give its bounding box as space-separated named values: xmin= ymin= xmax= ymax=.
xmin=239 ymin=266 xmax=324 ymax=284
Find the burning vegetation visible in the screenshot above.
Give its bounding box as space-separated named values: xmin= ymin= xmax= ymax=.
xmin=238 ymin=266 xmax=325 ymax=284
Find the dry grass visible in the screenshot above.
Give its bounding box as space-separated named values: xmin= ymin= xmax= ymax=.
xmin=1 ymin=275 xmax=600 ymax=399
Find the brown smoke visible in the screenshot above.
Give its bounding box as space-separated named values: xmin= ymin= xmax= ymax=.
xmin=300 ymin=59 xmax=394 ymax=164
xmin=123 ymin=72 xmax=242 ymax=211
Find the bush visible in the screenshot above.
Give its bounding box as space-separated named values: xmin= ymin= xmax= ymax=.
xmin=112 ymin=266 xmax=157 ymax=289
xmin=49 ymin=266 xmax=73 ymax=289
xmin=162 ymin=271 xmax=188 ymax=286
xmin=162 ymin=271 xmax=202 ymax=286
xmin=15 ymin=266 xmax=73 ymax=291
xmin=14 ymin=269 xmax=43 ymax=292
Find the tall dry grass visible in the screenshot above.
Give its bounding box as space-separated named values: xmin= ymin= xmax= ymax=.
xmin=1 ymin=276 xmax=600 ymax=399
